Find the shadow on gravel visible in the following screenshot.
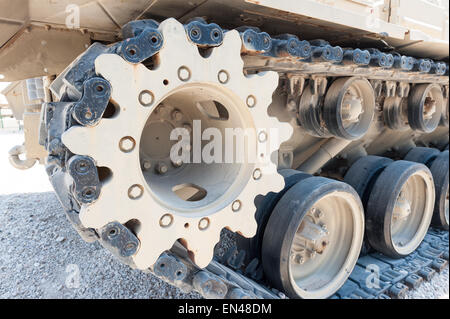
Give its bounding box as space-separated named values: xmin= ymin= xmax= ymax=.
xmin=0 ymin=191 xmax=201 ymax=299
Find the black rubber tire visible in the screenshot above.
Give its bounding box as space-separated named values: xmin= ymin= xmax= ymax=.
xmin=261 ymin=176 xmax=363 ymax=298
xmin=404 ymin=147 xmax=440 ymax=167
xmin=344 ymin=155 xmax=393 ymax=256
xmin=236 ymin=169 xmax=312 ymax=262
xmin=344 ymin=155 xmax=393 ymax=209
xmin=365 ymin=160 xmax=434 ymax=258
xmin=323 ymin=77 xmax=375 ymax=140
xmin=408 ymin=84 xmax=443 ymax=133
xmin=429 ymin=151 xmax=449 ymax=230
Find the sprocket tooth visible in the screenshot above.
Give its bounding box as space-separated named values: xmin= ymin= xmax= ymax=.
xmin=210 ymin=30 xmax=245 ymax=70
xmin=158 ymin=18 xmax=200 ymax=57
xmin=185 ymin=235 xmax=219 ymax=269
xmin=95 ymin=54 xmax=144 ymax=106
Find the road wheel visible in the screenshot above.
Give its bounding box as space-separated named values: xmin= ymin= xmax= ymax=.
xmin=366 ymin=161 xmax=434 ymax=257
xmin=429 ymin=151 xmax=449 ymax=230
xmin=262 ymin=177 xmax=364 ymax=298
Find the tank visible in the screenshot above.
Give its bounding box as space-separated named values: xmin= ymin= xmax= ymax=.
xmin=0 ymin=0 xmax=448 ymax=299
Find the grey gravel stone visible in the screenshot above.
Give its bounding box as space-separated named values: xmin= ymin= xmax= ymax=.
xmin=0 ymin=192 xmax=201 ymax=299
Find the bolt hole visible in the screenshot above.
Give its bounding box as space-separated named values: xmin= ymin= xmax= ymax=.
xmin=96 ymin=85 xmax=104 ymax=92
xmin=184 ymin=223 xmax=189 ymax=228
xmin=128 ymin=49 xmax=136 ymax=56
xmin=160 ymin=263 xmax=165 ymax=268
xmin=139 ymin=90 xmax=154 ymax=107
xmin=103 ymin=101 xmax=119 ymax=118
xmin=163 ymin=79 xmax=169 ymax=86
xmin=151 ymin=36 xmax=158 ymax=43
xmin=124 ymin=219 xmax=141 ymax=236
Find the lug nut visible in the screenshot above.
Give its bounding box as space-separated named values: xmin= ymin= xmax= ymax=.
xmin=198 ymin=218 xmax=210 ymax=230
xmin=128 ymin=184 xmax=143 ymax=199
xmin=172 ymin=159 xmax=183 ymax=167
xmin=119 ymin=136 xmax=136 ymax=153
xmin=142 ymin=160 xmax=152 ymax=171
xmin=159 ymin=214 xmax=173 ymax=227
xmin=232 ymin=200 xmax=241 ymax=212
xmin=246 ymin=95 xmax=256 ymax=108
xmin=139 ymin=90 xmax=154 ymax=107
xmin=178 ymin=66 xmax=191 ymax=81
xmin=292 ymin=254 xmax=305 ymax=264
xmin=253 ymin=168 xmax=262 ymax=180
xmin=156 ymin=162 xmax=168 ymax=174
xmin=218 ymin=70 xmax=229 ymax=84
xmin=171 ymin=110 xmax=183 ymax=121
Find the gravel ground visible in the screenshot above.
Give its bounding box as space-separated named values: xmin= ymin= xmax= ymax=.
xmin=0 ymin=131 xmax=448 ymax=299
xmin=0 ymin=191 xmax=201 ymax=298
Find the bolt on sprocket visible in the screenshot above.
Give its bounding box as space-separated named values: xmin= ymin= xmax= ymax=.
xmin=62 ymin=18 xmax=292 ymax=269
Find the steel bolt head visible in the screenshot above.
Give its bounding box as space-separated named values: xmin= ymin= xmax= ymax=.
xmin=171 ymin=110 xmax=183 ymax=121
xmin=232 ymin=200 xmax=241 ymax=212
xmin=139 ymin=90 xmax=154 ymax=106
xmin=253 ymin=168 xmax=262 ymax=180
xmin=198 ymin=218 xmax=210 ymax=230
xmin=218 ymin=70 xmax=229 ymax=84
xmin=128 ymin=184 xmax=143 ymax=199
xmin=246 ymin=95 xmax=256 ymax=108
xmin=172 ymin=159 xmax=183 ymax=167
xmin=291 ymin=254 xmax=304 ymax=264
xmin=119 ymin=136 xmax=136 ymax=152
xmin=178 ymin=66 xmax=191 ymax=81
xmin=156 ymin=162 xmax=168 ymax=174
xmin=142 ymin=160 xmax=152 ymax=170
xmin=159 ymin=214 xmax=173 ymax=227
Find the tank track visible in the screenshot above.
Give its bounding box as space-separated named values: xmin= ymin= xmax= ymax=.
xmin=39 ymin=18 xmax=449 ymax=299
xmin=219 ymin=227 xmax=449 ymax=299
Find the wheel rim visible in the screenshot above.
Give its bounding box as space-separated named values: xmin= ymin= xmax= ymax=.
xmin=324 ymin=77 xmax=375 ymax=140
xmin=445 ymin=189 xmax=449 ymax=225
xmin=390 ymin=170 xmax=434 ymax=255
xmin=408 ymin=84 xmax=444 ymax=132
xmin=288 ymin=190 xmax=364 ymax=298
